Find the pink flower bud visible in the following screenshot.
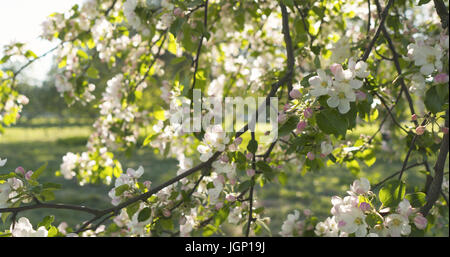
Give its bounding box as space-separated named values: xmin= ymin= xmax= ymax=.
xmin=217 ymin=174 xmax=225 ymax=184
xmin=442 ymin=127 xmax=449 ymax=134
xmin=15 ymin=166 xmax=25 ymax=175
xmin=359 ymin=202 xmax=371 ymax=212
xmin=246 ymin=169 xmax=256 ymax=177
xmin=307 ymin=152 xmax=315 ymax=161
xmin=215 ymin=202 xmax=224 ymax=210
xmin=246 ymin=152 xmax=253 ymax=160
xmin=234 ymin=137 xmax=243 ymax=145
xmin=304 ymin=107 xmax=313 ymax=119
xmin=25 ymin=170 xmax=33 ymax=180
xmin=289 ymin=89 xmax=302 ymax=99
xmin=303 ymin=209 xmax=312 ymax=216
xmin=230 ymin=178 xmax=236 ymax=185
xmin=411 ymin=114 xmax=418 ymax=121
xmin=143 ymin=181 xmax=152 ymax=189
xmin=278 ymin=113 xmax=287 ymax=123
xmin=162 ymin=209 xmax=171 ymax=217
xmin=283 ymin=104 xmax=290 ymax=111
xmin=355 ymin=91 xmax=367 ymax=101
xmin=338 ymin=220 xmax=347 ymax=228
xmin=414 ymin=214 xmax=427 ymax=230
xmin=416 ymin=126 xmax=426 ymax=135
xmin=173 ymin=8 xmax=184 ymax=17
xmin=330 ymin=63 xmax=343 ymax=77
xmin=434 ymin=73 xmax=449 ymax=84
xmin=220 ymin=154 xmax=229 ymax=163
xmin=226 ymin=194 xmax=236 ymax=202
xmin=17 ymin=95 xmax=29 ymax=105
xmin=296 ymin=120 xmax=307 ymax=134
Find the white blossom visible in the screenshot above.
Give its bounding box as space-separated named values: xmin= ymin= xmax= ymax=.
xmin=385 ymin=214 xmax=411 ymax=237
xmin=10 ymin=217 xmax=48 ymax=237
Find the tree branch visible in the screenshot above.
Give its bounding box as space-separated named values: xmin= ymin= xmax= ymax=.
xmin=421 ymin=110 xmax=449 ymax=216
xmin=372 ymin=162 xmax=425 ymax=190
xmin=374 ymin=0 xmax=419 ymax=127
xmin=360 ymin=0 xmax=394 ymax=61
xmin=433 ymin=0 xmax=449 ymax=29
xmin=398 ymin=114 xmax=430 ymax=180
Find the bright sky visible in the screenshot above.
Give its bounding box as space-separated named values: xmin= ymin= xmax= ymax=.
xmin=0 ymin=0 xmax=84 ymax=84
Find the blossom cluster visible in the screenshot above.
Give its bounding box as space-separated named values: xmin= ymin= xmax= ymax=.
xmin=279 ymin=209 xmax=314 ymax=237
xmin=405 ymin=32 xmax=449 ymax=93
xmin=124 ymin=0 xmax=176 ymax=33
xmin=307 ymin=58 xmax=369 ymax=114
xmin=0 ymin=160 xmax=36 ymax=209
xmin=314 ymin=178 xmax=428 ymax=237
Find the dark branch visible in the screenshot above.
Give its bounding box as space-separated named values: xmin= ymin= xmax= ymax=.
xmin=421 ymin=110 xmax=449 ymax=216
xmin=360 ymin=0 xmax=394 ymax=61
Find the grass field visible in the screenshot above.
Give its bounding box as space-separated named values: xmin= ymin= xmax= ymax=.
xmin=0 ymin=118 xmax=448 ymax=236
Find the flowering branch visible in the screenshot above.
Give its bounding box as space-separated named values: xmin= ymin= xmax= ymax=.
xmin=398 ymin=113 xmax=431 ymax=180
xmin=189 ymin=0 xmax=209 ymax=96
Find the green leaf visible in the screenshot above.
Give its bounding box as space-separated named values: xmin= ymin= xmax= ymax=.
xmin=365 ymin=213 xmax=383 ymax=227
xmin=314 ymin=55 xmax=321 ymax=69
xmin=42 ymin=182 xmax=62 ymax=190
xmin=256 ymin=219 xmax=272 ymax=236
xmin=126 ymin=202 xmax=140 ymax=218
xmin=316 ymin=109 xmax=348 ymax=137
xmin=41 ymin=190 xmax=55 ymax=201
xmin=425 ymin=86 xmax=445 ymax=114
xmin=47 ymin=226 xmax=58 ymax=237
xmin=379 ymin=180 xmax=406 ymax=208
xmin=256 ymin=161 xmax=272 ymax=173
xmin=418 ymin=0 xmax=431 ymax=5
xmin=247 ymin=139 xmax=258 ymax=154
xmin=115 ymin=184 xmax=130 ymax=196
xmin=214 ymin=208 xmax=229 ymax=226
xmin=24 ymin=50 xmax=37 ymax=59
xmin=405 ymin=192 xmax=427 ymax=208
xmin=31 ymin=162 xmax=48 ymax=180
xmin=86 ymin=66 xmax=100 ymax=79
xmin=58 ymin=57 xmax=67 ymax=69
xmin=160 ymin=218 xmax=173 ymax=230
xmin=346 ymin=160 xmax=360 ymax=176
xmin=170 ymin=56 xmax=187 ymax=65
xmin=300 ymin=73 xmax=315 ymax=88
xmin=435 ymin=83 xmax=449 ymax=101
xmin=281 ymin=0 xmax=294 ymax=7
xmin=278 ymin=116 xmax=299 ymax=137
xmin=0 ymin=172 xmax=17 ymax=180
xmin=76 ymin=49 xmax=89 ymax=60
xmin=137 ymin=207 xmax=151 ymax=222
xmin=38 ymin=216 xmax=55 ymax=229
xmin=235 ymin=151 xmax=247 ymax=164
xmin=238 ymin=180 xmax=252 ymax=193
